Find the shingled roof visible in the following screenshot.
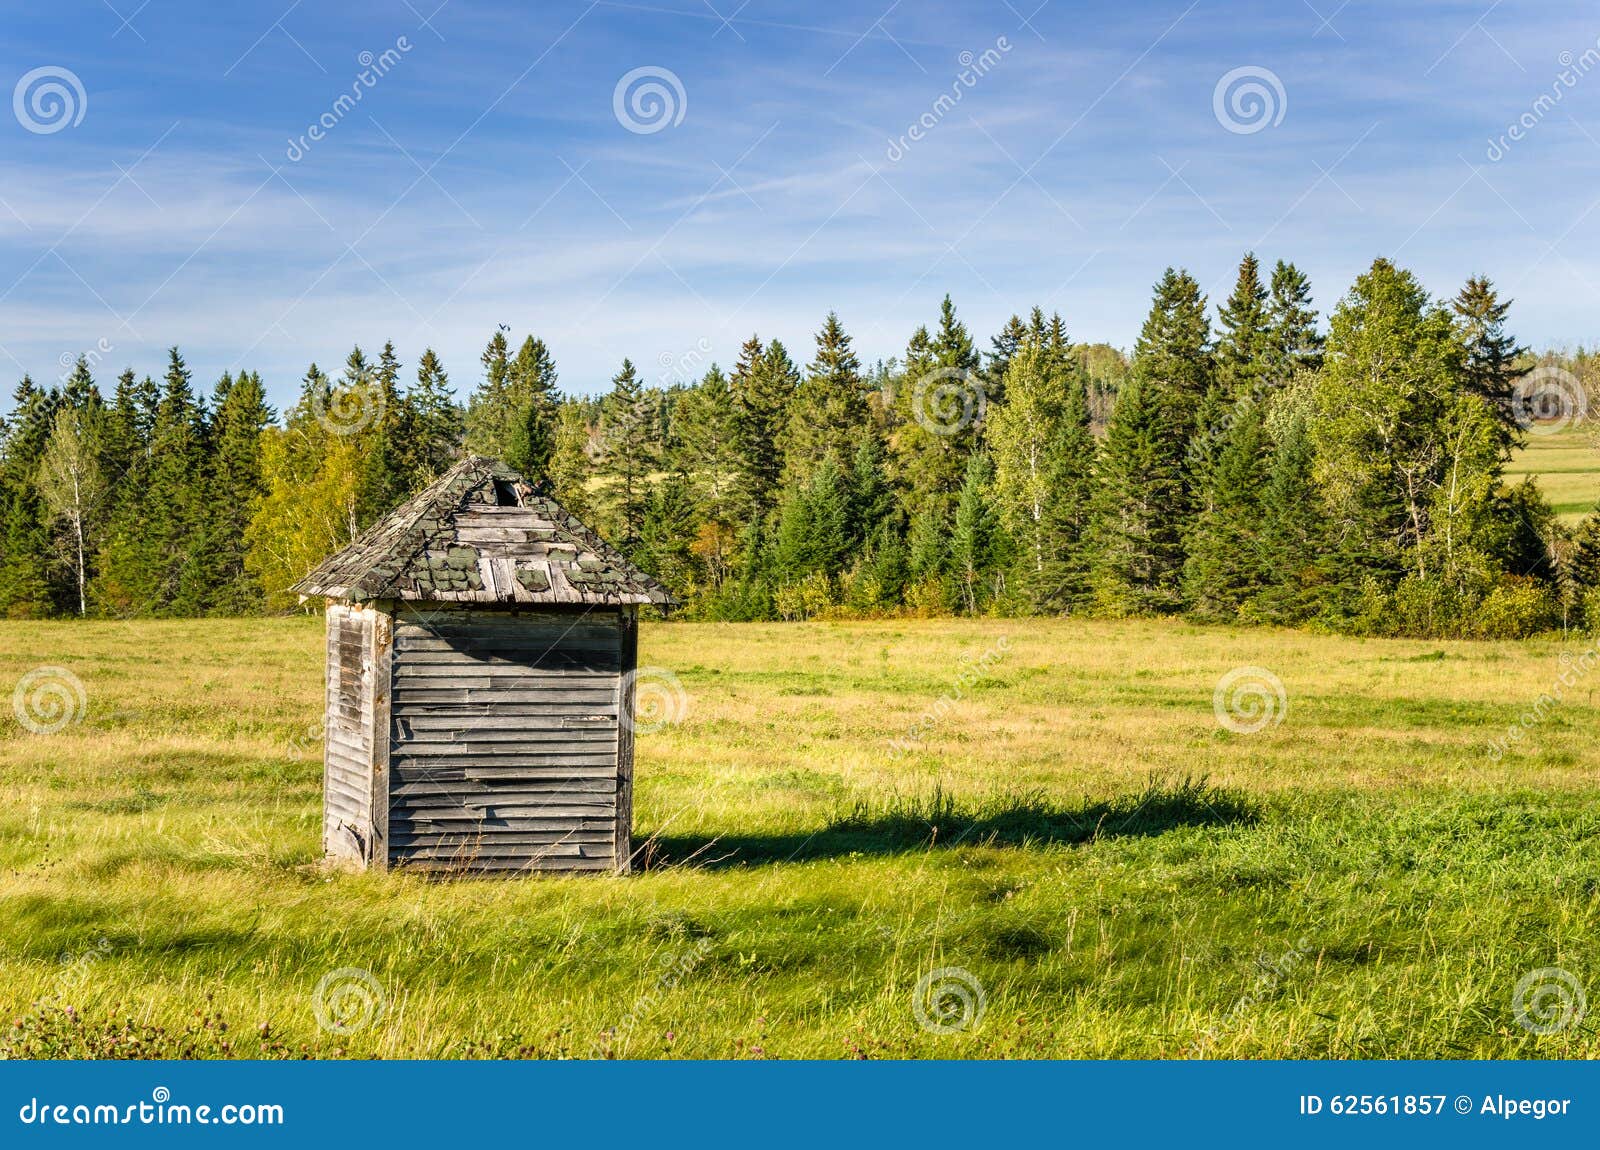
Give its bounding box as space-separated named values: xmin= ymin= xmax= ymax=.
xmin=291 ymin=456 xmax=672 ymax=606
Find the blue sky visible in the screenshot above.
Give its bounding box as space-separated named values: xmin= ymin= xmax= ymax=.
xmin=2 ymin=0 xmax=1598 ymax=411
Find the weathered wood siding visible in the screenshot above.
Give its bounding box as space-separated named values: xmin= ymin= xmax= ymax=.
xmin=323 ymin=603 xmax=376 ymax=864
xmin=387 ymin=604 xmax=624 ymax=873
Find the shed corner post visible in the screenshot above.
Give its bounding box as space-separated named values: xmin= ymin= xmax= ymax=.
xmin=615 ymin=605 xmax=639 ymax=875
xmin=368 ymin=600 xmax=395 ymax=873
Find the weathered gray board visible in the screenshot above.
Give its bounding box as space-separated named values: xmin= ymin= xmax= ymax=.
xmin=386 ymin=604 xmax=628 ymax=873
xmin=323 ymin=603 xmax=376 ymax=864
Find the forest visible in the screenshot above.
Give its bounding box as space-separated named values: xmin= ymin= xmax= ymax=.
xmin=2 ymin=253 xmax=1598 ymax=639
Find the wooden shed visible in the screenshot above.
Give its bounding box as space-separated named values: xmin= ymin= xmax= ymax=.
xmin=291 ymin=456 xmax=671 ymax=875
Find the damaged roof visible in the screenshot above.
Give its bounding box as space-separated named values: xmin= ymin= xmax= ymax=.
xmin=290 ymin=456 xmax=673 ymax=607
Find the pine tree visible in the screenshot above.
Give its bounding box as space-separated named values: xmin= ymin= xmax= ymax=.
xmin=403 ymin=348 xmax=461 ymax=486
xmin=1089 ymin=377 xmax=1186 ymax=615
xmin=890 ymin=296 xmax=984 ymax=526
xmin=782 ymin=312 xmax=870 ymax=488
xmin=731 ymin=335 xmax=798 ymax=516
xmin=136 ymin=349 xmax=209 ymax=614
xmin=0 ymin=377 xmax=63 ymax=615
xmin=506 ymin=334 xmax=560 ymax=483
xmin=594 ymin=358 xmax=655 ymax=548
xmin=1266 ymin=260 xmax=1322 ymax=378
xmin=1133 ymin=267 xmax=1213 ymax=437
xmin=1452 ymin=275 xmax=1527 ymax=450
xmin=206 ymin=370 xmax=273 ymax=613
xmin=548 ymin=399 xmax=594 ymax=520
xmin=949 ymin=449 xmax=1002 ymax=614
xmin=1215 ymin=252 xmax=1270 ymax=400
xmin=673 ymin=364 xmax=742 ymax=529
xmin=1182 ymin=399 xmax=1269 ymax=621
xmin=984 ymin=313 xmax=1030 ymax=403
xmin=464 ymin=327 xmax=513 ymax=459
xmin=1248 ymin=413 xmax=1335 ymax=624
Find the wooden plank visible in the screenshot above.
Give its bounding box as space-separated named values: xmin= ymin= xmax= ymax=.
xmin=394 ymin=857 xmax=617 ymax=874
xmin=392 ymin=728 xmax=618 ymax=745
xmin=368 ymin=606 xmax=392 ymax=873
xmin=615 ymin=605 xmax=637 ymax=874
xmin=392 ymin=764 xmax=619 ymax=782
xmin=400 ymin=715 xmax=617 ymax=731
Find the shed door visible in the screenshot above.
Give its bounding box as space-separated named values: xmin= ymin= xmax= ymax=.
xmin=387 ymin=606 xmax=621 ymax=872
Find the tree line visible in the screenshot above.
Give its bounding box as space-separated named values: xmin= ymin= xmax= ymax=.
xmin=3 ymin=253 xmax=1598 ymax=638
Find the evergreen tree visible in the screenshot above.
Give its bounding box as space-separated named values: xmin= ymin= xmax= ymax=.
xmin=506 ymin=334 xmax=560 ymax=483
xmin=1248 ymin=412 xmax=1335 ymax=624
xmin=1452 ymin=275 xmax=1527 ymax=451
xmin=1215 ymin=252 xmax=1270 ymax=399
xmin=782 ymin=312 xmax=870 ymax=488
xmin=464 ymin=326 xmax=514 ymax=459
xmin=1089 ymin=377 xmax=1186 ymax=615
xmin=890 ymin=296 xmax=984 ymax=526
xmin=674 ymin=364 xmax=742 ymax=529
xmin=206 ymin=369 xmax=273 ymax=613
xmin=1266 ymin=260 xmax=1322 ymax=377
xmin=1182 ymin=399 xmax=1269 ymax=620
xmin=949 ymin=449 xmax=1002 ymax=614
xmin=731 ymin=335 xmax=798 ymax=517
xmin=403 ymin=348 xmax=461 ymax=486
xmin=594 ymin=358 xmax=655 ymax=548
xmin=0 ymin=377 xmax=62 ymax=615
xmin=548 ymin=398 xmax=595 ymax=520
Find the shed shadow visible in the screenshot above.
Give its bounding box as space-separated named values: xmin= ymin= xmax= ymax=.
xmin=638 ymin=775 xmax=1257 ymax=871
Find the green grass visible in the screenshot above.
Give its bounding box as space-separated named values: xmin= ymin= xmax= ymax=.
xmin=2 ymin=615 xmax=1599 ymax=1058
xmin=1508 ymin=424 xmax=1600 ymax=522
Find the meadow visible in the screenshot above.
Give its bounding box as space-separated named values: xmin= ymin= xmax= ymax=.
xmin=2 ymin=610 xmax=1599 ymax=1060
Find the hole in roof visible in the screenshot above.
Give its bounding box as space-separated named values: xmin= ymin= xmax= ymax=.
xmin=492 ymin=479 xmax=521 ymax=507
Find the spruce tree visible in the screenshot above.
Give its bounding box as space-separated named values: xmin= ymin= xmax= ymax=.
xmin=1215 ymin=252 xmax=1270 ymax=400
xmin=206 ymin=370 xmax=273 ymax=613
xmin=890 ymin=296 xmax=984 ymax=527
xmin=1182 ymin=399 xmax=1269 ymax=621
xmin=1089 ymin=377 xmax=1186 ymax=615
xmin=404 ymin=348 xmax=461 ymax=486
xmin=1266 ymin=260 xmax=1322 ymax=377
xmin=506 ymin=334 xmax=560 ymax=483
xmin=1248 ymin=412 xmax=1335 ymax=624
xmin=782 ymin=312 xmax=870 ymax=488
xmin=594 ymin=358 xmax=655 ymax=548
xmin=949 ymin=449 xmax=1002 ymax=614
xmin=1452 ymin=275 xmax=1527 ymax=451
xmin=0 ymin=377 xmax=63 ymax=615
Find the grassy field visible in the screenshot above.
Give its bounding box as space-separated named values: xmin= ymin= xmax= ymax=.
xmin=1508 ymin=424 xmax=1600 ymax=523
xmin=2 ymin=614 xmax=1599 ymax=1059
